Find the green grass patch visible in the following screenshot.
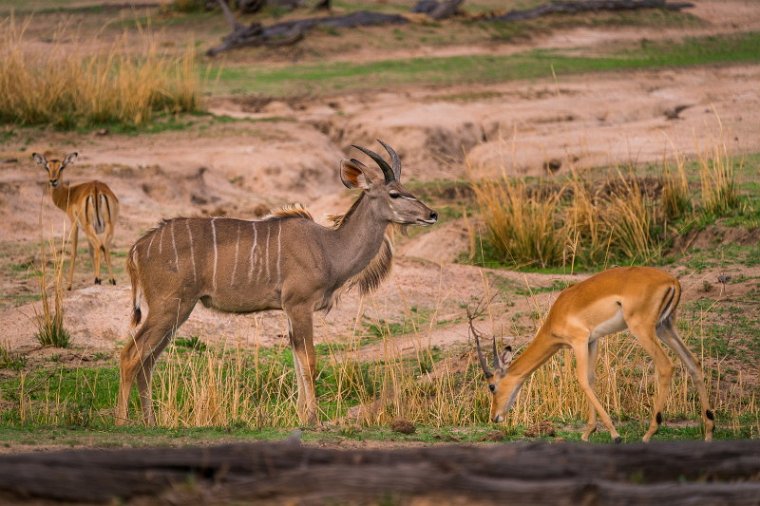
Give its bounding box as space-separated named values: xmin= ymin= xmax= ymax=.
xmin=211 ymin=31 xmax=760 ymax=96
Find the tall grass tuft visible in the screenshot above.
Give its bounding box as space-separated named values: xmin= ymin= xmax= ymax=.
xmin=662 ymin=154 xmax=691 ymax=220
xmin=34 ymin=239 xmax=70 ymax=348
xmin=698 ymin=141 xmax=741 ymax=217
xmin=602 ymin=175 xmax=659 ymax=263
xmin=472 ymin=179 xmax=564 ymax=268
xmin=0 ymin=16 xmax=201 ymax=128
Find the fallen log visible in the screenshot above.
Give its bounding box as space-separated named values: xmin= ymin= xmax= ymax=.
xmin=207 ymin=0 xmax=694 ymax=55
xmin=493 ymin=0 xmax=694 ymax=22
xmin=207 ymin=6 xmax=408 ymax=55
xmin=0 ymin=439 xmax=757 ymax=504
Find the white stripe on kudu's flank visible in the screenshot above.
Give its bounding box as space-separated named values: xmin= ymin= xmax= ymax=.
xmin=211 ymin=218 xmax=218 ymax=292
xmin=231 ymin=223 xmax=241 ymax=287
xmin=186 ymin=219 xmax=197 ymax=283
xmin=248 ymin=221 xmax=258 ymax=282
xmin=146 ymin=229 xmax=156 ymax=259
xmin=158 ymin=225 xmax=165 ymax=255
xmin=265 ymin=222 xmax=271 ymax=282
xmin=170 ymin=220 xmax=179 ymax=270
xmin=277 ymin=221 xmax=282 ymax=285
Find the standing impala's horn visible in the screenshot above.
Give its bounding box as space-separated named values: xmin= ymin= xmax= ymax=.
xmin=377 ymin=139 xmax=401 ymax=182
xmin=351 ymin=143 xmax=395 ymax=184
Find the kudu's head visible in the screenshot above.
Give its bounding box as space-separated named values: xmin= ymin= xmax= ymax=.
xmin=341 ymin=141 xmax=438 ymax=226
xmin=32 ymin=152 xmax=78 ymax=189
xmin=470 ymin=312 xmax=518 ymax=423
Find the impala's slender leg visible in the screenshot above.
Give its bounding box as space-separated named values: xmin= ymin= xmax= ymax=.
xmin=117 ymin=299 xmax=196 ymax=425
xmin=657 ymin=318 xmax=715 ymax=441
xmin=284 ymin=304 xmax=318 ymax=426
xmin=581 ymin=339 xmax=599 ymax=441
xmin=66 ymin=221 xmax=79 ymax=290
xmin=628 ymin=322 xmax=674 ymax=442
xmin=572 ymin=338 xmax=621 ymax=443
xmin=90 ymin=234 xmax=103 ymax=285
xmin=103 ymin=238 xmax=117 ymax=285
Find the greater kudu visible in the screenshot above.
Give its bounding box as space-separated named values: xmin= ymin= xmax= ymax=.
xmin=117 ymin=141 xmax=438 ymax=425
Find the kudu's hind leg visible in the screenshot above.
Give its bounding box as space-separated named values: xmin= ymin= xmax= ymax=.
xmin=116 ymin=300 xmax=196 ymax=425
xmin=657 ymin=318 xmax=715 ymax=441
xmin=285 ymin=305 xmax=318 ymax=426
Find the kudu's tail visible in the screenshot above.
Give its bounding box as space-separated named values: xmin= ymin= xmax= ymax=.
xmin=127 ymin=245 xmax=143 ymax=326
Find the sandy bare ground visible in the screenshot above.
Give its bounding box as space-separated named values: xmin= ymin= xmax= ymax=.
xmin=1 ymin=0 xmax=759 ymax=364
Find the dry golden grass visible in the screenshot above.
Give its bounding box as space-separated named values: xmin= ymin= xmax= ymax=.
xmin=33 ymin=224 xmax=70 ymax=348
xmin=472 ymin=178 xmax=564 ymax=268
xmin=698 ymin=141 xmax=741 ymax=217
xmin=0 ymin=16 xmax=200 ymax=128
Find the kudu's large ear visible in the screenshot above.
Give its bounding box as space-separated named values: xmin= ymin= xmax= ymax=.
xmin=32 ymin=152 xmax=48 ymax=169
xmin=340 ymin=158 xmax=374 ymax=190
xmin=62 ymin=152 xmax=78 ymax=168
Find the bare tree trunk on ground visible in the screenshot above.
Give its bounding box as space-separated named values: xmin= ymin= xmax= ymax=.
xmin=0 ymin=439 xmax=757 ymax=504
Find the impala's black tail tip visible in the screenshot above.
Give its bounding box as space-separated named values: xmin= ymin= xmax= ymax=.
xmin=614 ymin=436 xmax=622 ymax=444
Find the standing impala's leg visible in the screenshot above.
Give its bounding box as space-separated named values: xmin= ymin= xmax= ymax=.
xmin=91 ymin=237 xmax=103 ymax=285
xmin=284 ymin=304 xmax=318 ymax=426
xmin=103 ymin=237 xmax=117 ymax=285
xmin=628 ymin=322 xmax=674 ymax=443
xmin=572 ymin=338 xmax=621 ymax=443
xmin=66 ymin=222 xmax=79 ymax=290
xmin=657 ymin=318 xmax=715 ymax=441
xmin=582 ymin=339 xmax=599 ymax=441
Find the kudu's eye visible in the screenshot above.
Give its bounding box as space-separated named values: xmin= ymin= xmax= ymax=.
xmin=389 ymin=191 xmax=400 ymax=199
xmin=488 ymin=384 xmax=496 ymax=393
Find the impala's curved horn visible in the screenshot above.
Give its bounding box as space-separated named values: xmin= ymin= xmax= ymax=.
xmin=474 ymin=332 xmax=493 ymax=378
xmin=351 ymin=143 xmax=395 ymax=184
xmin=468 ymin=307 xmax=492 ymax=378
xmin=377 ymin=139 xmax=401 ymax=182
xmin=492 ymin=336 xmax=503 ymax=371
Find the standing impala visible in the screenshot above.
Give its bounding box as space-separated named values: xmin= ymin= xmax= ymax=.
xmin=32 ymin=152 xmax=119 ymax=289
xmin=117 ymin=141 xmax=438 ymax=425
xmin=474 ymin=267 xmax=715 ymax=442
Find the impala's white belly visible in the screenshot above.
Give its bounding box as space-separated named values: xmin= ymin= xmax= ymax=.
xmin=589 ymin=309 xmax=627 ymax=341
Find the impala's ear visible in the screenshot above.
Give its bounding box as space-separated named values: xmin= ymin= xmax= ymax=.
xmin=500 ymin=346 xmax=514 ymax=368
xmin=340 ymin=158 xmax=373 ymax=190
xmin=32 ymin=152 xmax=47 ymax=168
xmin=62 ymin=152 xmax=78 ymax=167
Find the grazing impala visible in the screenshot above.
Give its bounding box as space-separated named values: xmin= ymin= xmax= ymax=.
xmin=117 ymin=141 xmax=438 ymax=425
xmin=473 ymin=267 xmax=715 ymax=442
xmin=32 ymin=152 xmax=119 ymax=289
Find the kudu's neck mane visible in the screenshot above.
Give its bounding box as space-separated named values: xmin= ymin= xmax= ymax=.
xmin=329 ymin=192 xmax=394 ymax=296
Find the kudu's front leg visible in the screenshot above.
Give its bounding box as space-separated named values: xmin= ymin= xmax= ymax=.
xmin=285 ymin=305 xmax=319 ymax=426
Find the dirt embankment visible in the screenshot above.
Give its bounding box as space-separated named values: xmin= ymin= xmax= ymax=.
xmin=1 ymin=1 xmax=759 ymax=361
